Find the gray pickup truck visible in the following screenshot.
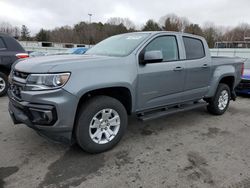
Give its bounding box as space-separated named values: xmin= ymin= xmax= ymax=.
xmin=8 ymin=32 xmax=244 ymax=153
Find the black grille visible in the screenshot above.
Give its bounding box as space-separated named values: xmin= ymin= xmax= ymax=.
xmin=10 ymin=70 xmax=28 ymax=100
xmin=10 ymin=83 xmax=24 ymax=100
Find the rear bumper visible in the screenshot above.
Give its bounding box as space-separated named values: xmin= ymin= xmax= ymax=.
xmin=8 ymin=89 xmax=78 ymax=144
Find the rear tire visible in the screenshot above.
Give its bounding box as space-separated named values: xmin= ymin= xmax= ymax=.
xmin=75 ymin=96 xmax=127 ymax=153
xmin=0 ymin=72 xmax=8 ymax=97
xmin=207 ymin=83 xmax=231 ymax=115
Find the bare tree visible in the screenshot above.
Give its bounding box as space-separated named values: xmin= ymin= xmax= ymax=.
xmin=13 ymin=27 xmax=20 ymax=39
xmin=0 ymin=22 xmax=20 ymax=38
xmin=202 ymin=22 xmax=223 ymax=48
xmin=0 ymin=12 xmax=244 ymax=46
xmin=107 ymin=17 xmax=136 ymax=30
xmin=221 ymin=23 xmax=250 ymax=43
xmin=49 ymin=26 xmax=75 ymax=43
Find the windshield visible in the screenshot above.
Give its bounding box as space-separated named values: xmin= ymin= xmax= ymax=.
xmin=85 ymin=33 xmax=150 ymax=57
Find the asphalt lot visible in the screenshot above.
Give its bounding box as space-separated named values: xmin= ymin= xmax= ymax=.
xmin=0 ymin=96 xmax=250 ymax=188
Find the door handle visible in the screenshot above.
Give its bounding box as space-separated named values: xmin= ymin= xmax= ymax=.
xmin=173 ymin=66 xmax=184 ymax=71
xmin=202 ymin=64 xmax=209 ymax=68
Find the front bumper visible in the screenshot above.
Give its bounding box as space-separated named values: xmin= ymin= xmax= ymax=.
xmin=8 ymin=88 xmax=78 ymax=144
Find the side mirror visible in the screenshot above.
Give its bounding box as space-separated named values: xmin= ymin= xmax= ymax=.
xmin=142 ymin=50 xmax=163 ymax=64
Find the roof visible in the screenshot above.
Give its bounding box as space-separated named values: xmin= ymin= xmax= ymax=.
xmin=119 ymin=31 xmax=204 ymax=39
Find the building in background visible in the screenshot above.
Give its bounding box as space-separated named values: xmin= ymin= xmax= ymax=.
xmin=19 ymin=41 xmax=87 ymax=53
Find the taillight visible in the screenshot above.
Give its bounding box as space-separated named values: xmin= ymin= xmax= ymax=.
xmin=241 ymin=63 xmax=244 ymax=76
xmin=16 ymin=53 xmax=29 ymax=59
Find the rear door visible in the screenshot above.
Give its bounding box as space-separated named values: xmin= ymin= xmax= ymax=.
xmin=136 ymin=35 xmax=186 ymax=111
xmin=182 ymin=36 xmax=211 ymax=100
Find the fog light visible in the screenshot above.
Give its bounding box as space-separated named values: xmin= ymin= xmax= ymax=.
xmin=29 ymin=108 xmax=54 ymax=125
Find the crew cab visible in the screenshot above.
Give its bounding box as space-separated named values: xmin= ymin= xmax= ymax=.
xmin=0 ymin=33 xmax=28 ymax=96
xmin=8 ymin=32 xmax=244 ymax=153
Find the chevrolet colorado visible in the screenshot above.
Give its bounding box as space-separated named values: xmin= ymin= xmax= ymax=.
xmin=8 ymin=32 xmax=244 ymax=153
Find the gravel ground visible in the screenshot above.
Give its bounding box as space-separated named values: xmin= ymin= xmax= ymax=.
xmin=0 ymin=96 xmax=250 ymax=188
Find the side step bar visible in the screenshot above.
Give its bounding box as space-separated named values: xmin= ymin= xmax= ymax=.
xmin=137 ymin=102 xmax=207 ymax=121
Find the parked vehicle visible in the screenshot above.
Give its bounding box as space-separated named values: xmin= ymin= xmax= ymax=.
xmin=29 ymin=51 xmax=48 ymax=57
xmin=64 ymin=47 xmax=88 ymax=54
xmin=8 ymin=32 xmax=244 ymax=153
xmin=0 ymin=33 xmax=29 ymax=96
xmin=52 ymin=47 xmax=88 ymax=55
xmin=236 ymin=59 xmax=250 ymax=95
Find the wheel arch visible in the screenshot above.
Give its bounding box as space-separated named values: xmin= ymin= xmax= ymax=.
xmin=76 ymin=86 xmax=133 ymax=114
xmin=72 ymin=86 xmax=132 ymax=141
xmin=219 ymin=76 xmax=235 ymax=91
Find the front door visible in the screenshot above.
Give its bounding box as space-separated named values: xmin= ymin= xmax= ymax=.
xmin=136 ymin=35 xmax=186 ymax=111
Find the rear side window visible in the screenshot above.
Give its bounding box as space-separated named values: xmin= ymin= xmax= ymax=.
xmin=145 ymin=36 xmax=179 ymax=61
xmin=0 ymin=38 xmax=6 ymax=49
xmin=183 ymin=37 xmax=205 ymax=60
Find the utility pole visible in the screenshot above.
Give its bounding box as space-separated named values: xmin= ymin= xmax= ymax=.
xmin=88 ymin=13 xmax=92 ymax=24
xmin=88 ymin=13 xmax=93 ymax=48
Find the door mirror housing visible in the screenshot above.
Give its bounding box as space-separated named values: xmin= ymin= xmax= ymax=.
xmin=142 ymin=50 xmax=163 ymax=64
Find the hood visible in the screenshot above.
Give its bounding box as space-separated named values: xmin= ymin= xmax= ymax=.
xmin=14 ymin=54 xmax=119 ymax=73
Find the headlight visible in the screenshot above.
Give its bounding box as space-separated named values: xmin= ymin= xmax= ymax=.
xmin=25 ymin=73 xmax=70 ymax=91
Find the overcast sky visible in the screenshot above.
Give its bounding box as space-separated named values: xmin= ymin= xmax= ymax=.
xmin=0 ymin=0 xmax=250 ymax=34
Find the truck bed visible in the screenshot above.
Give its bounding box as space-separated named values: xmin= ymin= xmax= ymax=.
xmin=211 ymin=56 xmax=245 ymax=66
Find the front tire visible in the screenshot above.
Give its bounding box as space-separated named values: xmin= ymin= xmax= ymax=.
xmin=0 ymin=72 xmax=8 ymax=97
xmin=207 ymin=83 xmax=231 ymax=115
xmin=75 ymin=96 xmax=127 ymax=153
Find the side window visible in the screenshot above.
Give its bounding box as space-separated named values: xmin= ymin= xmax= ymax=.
xmin=0 ymin=37 xmax=6 ymax=49
xmin=183 ymin=37 xmax=205 ymax=59
xmin=145 ymin=36 xmax=179 ymax=61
